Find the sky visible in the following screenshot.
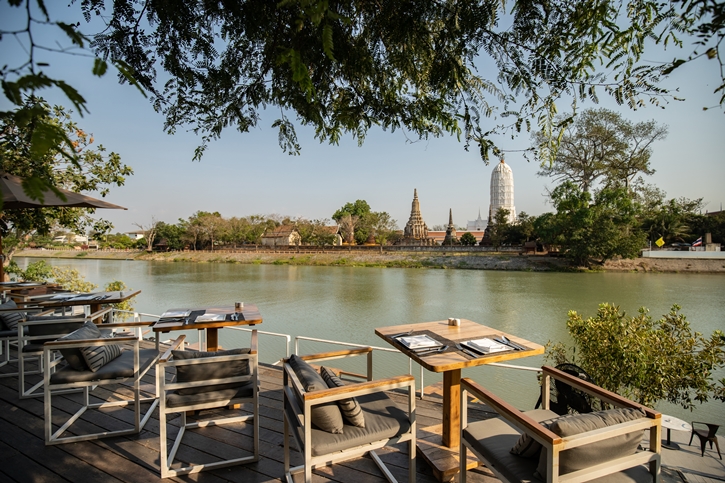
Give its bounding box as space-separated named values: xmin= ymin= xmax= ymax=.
xmin=1 ymin=3 xmax=724 ymax=234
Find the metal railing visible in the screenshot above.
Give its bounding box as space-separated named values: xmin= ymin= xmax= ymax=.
xmin=228 ymin=326 xmax=291 ymax=365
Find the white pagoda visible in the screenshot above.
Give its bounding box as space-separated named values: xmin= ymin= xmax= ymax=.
xmin=488 ymin=159 xmax=516 ymax=224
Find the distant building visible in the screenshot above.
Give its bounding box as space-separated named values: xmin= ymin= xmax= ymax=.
xmin=467 ymin=209 xmax=487 ymax=231
xmin=428 ymin=230 xmax=485 ymax=245
xmin=398 ymin=189 xmax=435 ymax=245
xmin=125 ymin=230 xmax=146 ymax=240
xmin=318 ymin=226 xmax=343 ymax=246
xmin=488 ymin=159 xmax=516 ymax=225
xmin=261 ymin=225 xmax=301 ymax=247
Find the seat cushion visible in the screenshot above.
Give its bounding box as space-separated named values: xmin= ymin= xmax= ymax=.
xmin=310 ymin=391 xmax=411 ymax=456
xmin=166 ymin=382 xmax=254 ymax=408
xmin=320 ymin=366 xmax=365 ymax=428
xmin=464 ymin=409 xmax=558 ymax=483
xmin=289 ymin=354 xmax=344 ymax=434
xmin=510 ymin=414 xmax=562 ymax=457
xmin=0 ymin=300 xmax=24 ymax=331
xmin=55 ymin=321 xmax=100 ymax=371
xmin=49 ymin=348 xmax=158 ymax=384
xmin=535 ymin=408 xmax=647 ymax=478
xmin=171 ymin=348 xmax=251 ymax=395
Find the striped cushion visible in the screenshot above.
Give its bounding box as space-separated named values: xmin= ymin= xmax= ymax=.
xmin=320 ymin=366 xmax=365 ymax=428
xmin=81 ymin=338 xmax=122 ymax=372
xmin=0 ymin=299 xmax=25 ymax=331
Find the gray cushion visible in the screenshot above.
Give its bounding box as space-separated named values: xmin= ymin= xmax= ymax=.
xmin=464 ymin=409 xmax=558 ymax=483
xmin=171 ymin=348 xmax=251 ymax=395
xmin=510 ymin=415 xmax=561 ymax=458
xmin=49 ymin=348 xmax=158 ymax=384
xmin=81 ymin=336 xmax=122 ymax=372
xmin=0 ymin=326 xmax=27 ymax=338
xmin=55 ymin=321 xmax=101 ymax=371
xmin=320 ymin=366 xmax=365 ymax=428
xmin=289 ymin=354 xmax=344 ymax=434
xmin=535 ymin=408 xmax=646 ymax=479
xmin=310 ymin=391 xmax=411 ymax=456
xmin=0 ymin=300 xmax=24 ymax=331
xmin=166 ymin=383 xmax=254 ymax=408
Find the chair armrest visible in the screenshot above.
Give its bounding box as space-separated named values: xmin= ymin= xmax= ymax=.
xmin=542 ymin=366 xmax=660 ymax=419
xmin=159 ymin=334 xmax=187 ymax=362
xmin=44 ymin=336 xmax=137 ymax=348
xmin=462 ymin=377 xmax=561 ymax=446
xmin=299 ymin=347 xmax=372 ymax=362
xmin=20 ymin=316 xmax=90 ymax=326
xmin=303 ymin=374 xmax=414 ymax=404
xmin=98 ymin=320 xmax=157 ymax=328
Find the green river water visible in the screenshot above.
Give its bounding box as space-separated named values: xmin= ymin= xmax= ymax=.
xmin=16 ymin=257 xmax=724 ymax=431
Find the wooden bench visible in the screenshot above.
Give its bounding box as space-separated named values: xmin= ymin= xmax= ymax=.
xmin=460 ymin=365 xmax=661 ymax=483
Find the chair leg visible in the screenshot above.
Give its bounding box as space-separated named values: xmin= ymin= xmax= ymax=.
xmin=460 ymin=442 xmax=467 ymax=483
xmin=689 ymin=431 xmax=695 ymax=446
xmin=714 ymin=437 xmax=722 ymax=460
xmin=700 ymin=436 xmax=707 ymax=457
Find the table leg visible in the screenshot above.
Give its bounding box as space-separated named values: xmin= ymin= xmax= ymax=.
xmin=442 ymin=369 xmax=461 ymax=448
xmin=207 ymin=328 xmax=219 ymax=352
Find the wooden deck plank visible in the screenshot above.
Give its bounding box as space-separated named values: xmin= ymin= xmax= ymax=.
xmin=0 ymin=345 xmax=501 ymax=483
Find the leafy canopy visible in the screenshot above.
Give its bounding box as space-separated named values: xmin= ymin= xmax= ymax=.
xmin=77 ymin=0 xmax=721 ymax=161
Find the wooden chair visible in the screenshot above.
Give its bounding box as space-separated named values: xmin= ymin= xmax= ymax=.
xmin=460 ymin=365 xmax=661 ymax=483
xmin=282 ymin=348 xmax=416 ymax=483
xmin=19 ymin=308 xmax=109 ymax=398
xmin=156 ymin=331 xmax=259 ymax=478
xmin=689 ymin=422 xmax=721 ymax=459
xmin=43 ymin=319 xmax=171 ymax=445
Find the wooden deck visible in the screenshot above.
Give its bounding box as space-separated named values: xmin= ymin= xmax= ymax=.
xmin=0 ymin=343 xmax=500 ymax=483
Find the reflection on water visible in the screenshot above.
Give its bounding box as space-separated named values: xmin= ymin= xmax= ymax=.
xmin=16 ymin=257 xmax=725 ymax=429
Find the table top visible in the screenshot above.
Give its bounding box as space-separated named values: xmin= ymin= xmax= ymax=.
xmin=21 ymin=290 xmax=141 ymax=307
xmin=152 ymin=304 xmax=262 ymax=332
xmin=661 ymin=414 xmax=692 ymax=432
xmin=376 ymin=319 xmax=544 ymax=372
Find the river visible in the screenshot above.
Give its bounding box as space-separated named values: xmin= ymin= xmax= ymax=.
xmin=16 ymin=257 xmax=725 ymax=431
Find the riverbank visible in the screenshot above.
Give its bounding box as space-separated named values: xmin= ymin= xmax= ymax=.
xmin=15 ymin=248 xmax=725 ymax=272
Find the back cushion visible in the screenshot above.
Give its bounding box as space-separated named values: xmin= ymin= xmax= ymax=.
xmin=172 ymin=348 xmax=251 ymax=395
xmin=288 ymin=354 xmax=344 ymax=434
xmin=55 ymin=321 xmax=100 ymax=371
xmin=535 ymin=408 xmax=647 ymax=479
xmin=0 ymin=299 xmax=24 ymax=331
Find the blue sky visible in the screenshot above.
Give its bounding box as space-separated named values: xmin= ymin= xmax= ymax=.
xmin=2 ymin=3 xmax=724 ymax=233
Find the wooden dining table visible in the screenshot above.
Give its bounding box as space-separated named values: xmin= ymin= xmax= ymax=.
xmin=16 ymin=289 xmax=141 ymax=315
xmin=376 ymin=318 xmax=544 ymax=481
xmin=152 ymin=304 xmax=262 ymax=351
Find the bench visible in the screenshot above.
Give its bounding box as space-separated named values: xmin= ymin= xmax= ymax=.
xmin=460 ymin=365 xmax=661 ymax=483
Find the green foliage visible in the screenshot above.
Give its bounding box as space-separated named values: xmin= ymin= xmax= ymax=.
xmin=459 ymin=232 xmax=477 ymax=246
xmin=489 ymin=208 xmax=511 ymax=250
xmin=5 ymin=260 xmax=53 ymax=281
xmin=75 ymin=0 xmax=717 ymax=161
xmin=369 ymin=212 xmax=398 ymax=246
xmin=0 ymin=98 xmax=132 ymax=267
xmin=51 ymin=266 xmax=97 ymax=292
xmin=547 ymin=303 xmax=725 ymax=409
xmin=535 ymin=109 xmax=667 ymax=192
xmin=539 ymin=182 xmax=645 ymax=266
xmin=104 ymin=280 xmax=135 ymax=321
xmin=333 ymin=200 xmax=372 ymax=244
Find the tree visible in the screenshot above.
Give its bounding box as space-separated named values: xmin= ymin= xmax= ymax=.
xmin=547 ymin=303 xmax=725 ymax=410
xmin=504 ymin=212 xmax=536 ymax=246
xmin=133 ymin=217 xmax=159 ymax=251
xmin=489 ymin=208 xmax=511 ymax=250
xmin=333 ymin=200 xmax=371 ymax=244
xmin=0 ymin=99 xmax=132 ymax=271
xmin=369 ymin=212 xmax=398 ymax=246
xmin=459 ymin=232 xmax=477 ymax=246
xmin=536 ymin=109 xmax=667 ymax=193
xmin=540 ymin=182 xmax=645 ymax=266
xmin=198 ymin=212 xmax=226 ymax=250
xmin=154 ymin=221 xmax=186 ymax=250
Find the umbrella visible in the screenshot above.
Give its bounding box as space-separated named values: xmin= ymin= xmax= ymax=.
xmin=0 ymin=172 xmax=127 ymax=281
xmin=0 ymin=172 xmax=127 ymax=210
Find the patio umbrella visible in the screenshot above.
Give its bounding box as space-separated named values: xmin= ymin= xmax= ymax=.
xmin=0 ymin=172 xmax=127 ymax=280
